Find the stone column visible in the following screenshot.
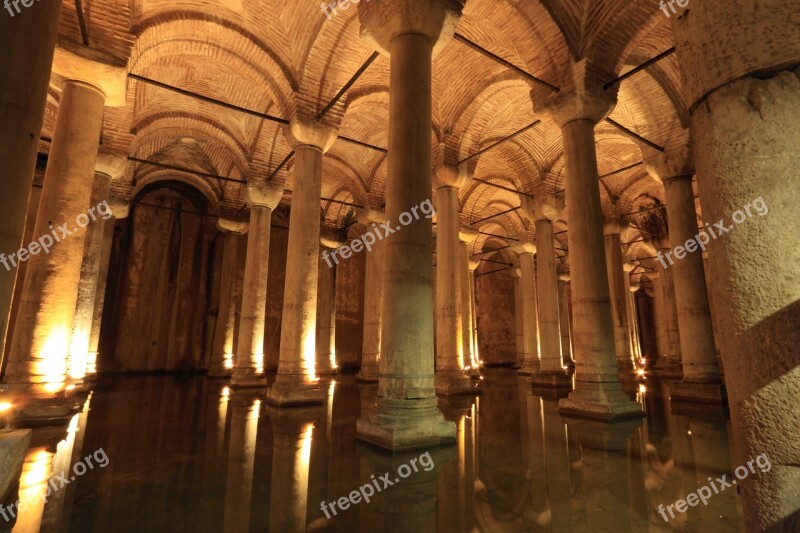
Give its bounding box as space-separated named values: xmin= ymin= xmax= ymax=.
xmin=231 ymin=180 xmax=283 ymax=388
xmin=512 ymin=267 xmax=525 ymax=368
xmin=468 ymin=258 xmax=481 ymax=364
xmin=222 ymin=392 xmax=260 ymax=532
xmin=512 ymin=245 xmax=540 ymax=375
xmin=672 ymin=3 xmax=800 ymax=526
xmin=355 ymin=0 xmax=461 ymax=450
xmin=522 ymin=194 xmax=570 ymax=387
xmin=458 ymin=243 xmax=480 ymax=373
xmin=653 ymin=251 xmax=682 ymax=373
xmin=5 ymin=55 xmax=126 ymax=399
xmin=645 ymin=147 xmax=723 ymax=402
xmin=269 ymin=119 xmax=337 ymax=405
xmin=316 ymin=239 xmax=342 ymax=377
xmin=0 ymin=0 xmax=62 ymax=360
xmin=557 ymin=268 xmax=573 ymax=368
xmin=86 ymin=196 xmax=129 ymax=378
xmin=67 ymin=153 xmax=126 ymax=382
xmin=209 ymin=219 xmax=248 ymax=378
xmin=603 ymin=218 xmax=634 ymax=372
xmin=532 ymin=65 xmax=642 ymax=420
xmin=356 ymin=210 xmax=385 ymax=382
xmin=624 ymin=269 xmax=642 ymax=362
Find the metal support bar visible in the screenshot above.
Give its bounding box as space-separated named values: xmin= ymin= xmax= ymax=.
xmin=459 ymin=120 xmax=541 ymax=164
xmin=605 ymin=118 xmax=664 ymax=152
xmin=603 ymin=47 xmax=676 ymax=90
xmin=472 ymin=206 xmax=521 ymax=225
xmin=318 ymin=52 xmax=380 ymax=120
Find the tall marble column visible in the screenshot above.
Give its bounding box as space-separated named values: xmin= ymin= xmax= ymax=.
xmin=624 ymin=269 xmax=642 ymax=362
xmin=316 ymin=239 xmax=341 ymax=377
xmin=269 ymin=118 xmax=337 ymax=405
xmin=603 ymin=218 xmax=634 ymax=372
xmin=356 ymin=210 xmax=385 ymax=382
xmin=644 ymin=146 xmax=723 ymax=402
xmin=68 ymin=153 xmax=126 ymax=382
xmin=433 ymin=165 xmax=474 ymax=395
xmin=532 ymin=64 xmax=642 ymax=420
xmin=512 ymin=267 xmax=525 ymax=368
xmin=86 ymin=196 xmax=129 ymax=378
xmin=672 ymin=3 xmax=800 ymax=525
xmin=231 ymin=180 xmax=283 ymax=388
xmin=511 ymin=245 xmax=540 ymax=375
xmin=459 ymin=241 xmax=480 ymax=372
xmin=0 ymin=0 xmax=62 ymax=360
xmin=356 ymin=0 xmax=461 ymax=450
xmin=557 ymin=268 xmax=574 ymax=368
xmin=522 ymin=194 xmax=570 ymax=387
xmin=209 ymin=219 xmax=248 ymax=378
xmin=5 ymin=54 xmax=126 ymax=401
xmin=653 ymin=250 xmax=682 ymax=373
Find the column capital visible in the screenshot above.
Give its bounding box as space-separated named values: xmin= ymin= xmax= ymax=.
xmin=468 ymin=259 xmax=481 ymax=271
xmin=458 ymin=227 xmax=479 ymax=244
xmin=511 ymin=267 xmax=522 ymax=279
xmin=358 ymin=0 xmax=464 ymax=58
xmin=217 ymin=218 xmax=249 ymax=235
xmin=52 ymin=46 xmax=127 ymax=107
xmin=245 ymin=179 xmax=284 ymax=209
xmin=320 ymin=226 xmax=347 ymax=250
xmin=520 ymin=193 xmax=564 ymax=223
xmin=603 ymin=217 xmax=626 ymax=236
xmin=623 ymin=262 xmax=637 ymax=273
xmin=642 ymin=141 xmax=694 ymax=183
xmin=108 ymin=195 xmax=130 ymax=220
xmin=511 ymin=242 xmax=536 ymax=256
xmin=434 ymin=163 xmax=472 ymax=189
xmin=94 ymin=152 xmax=128 ymax=181
xmin=532 ymin=60 xmax=617 ymax=127
xmin=557 ymin=264 xmax=570 ymax=281
xmin=284 ymin=116 xmax=338 ymax=153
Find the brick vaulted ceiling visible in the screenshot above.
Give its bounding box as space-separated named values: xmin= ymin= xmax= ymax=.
xmin=42 ymin=0 xmax=694 ymax=281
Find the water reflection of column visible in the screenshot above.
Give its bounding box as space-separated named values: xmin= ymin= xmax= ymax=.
xmin=199 ymin=383 xmax=229 ymax=530
xmin=520 ymin=386 xmax=548 ymax=528
xmin=40 ymin=397 xmax=91 ymax=531
xmin=541 ymin=395 xmax=573 ymax=531
xmin=358 ymin=446 xmax=454 ymax=532
xmin=222 ymin=391 xmax=260 ymax=533
xmin=13 ymin=446 xmax=54 ymax=533
xmin=567 ymin=419 xmax=644 ymax=531
xmin=267 ymin=406 xmax=319 ymax=533
xmin=438 ymin=396 xmax=476 ymax=532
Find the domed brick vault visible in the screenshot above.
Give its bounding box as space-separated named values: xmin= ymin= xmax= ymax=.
xmin=0 ymin=0 xmax=798 ymax=531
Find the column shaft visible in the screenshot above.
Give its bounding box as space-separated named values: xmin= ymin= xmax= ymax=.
xmin=86 ymin=217 xmax=115 ymax=376
xmin=316 ymin=251 xmax=337 ymax=375
xmin=656 ymin=259 xmax=681 ymax=365
xmin=434 ymin=187 xmax=462 ymax=372
xmin=210 ymin=231 xmax=245 ymax=377
xmin=557 ymin=279 xmax=573 ymax=364
xmin=557 ymin=118 xmax=641 ymax=419
xmin=357 ymin=235 xmax=384 ymax=381
xmin=513 ymin=273 xmax=524 ymax=367
xmin=603 ymin=231 xmax=633 ymax=369
xmin=270 ymin=145 xmax=325 ymax=404
xmin=663 ymin=176 xmax=719 ymax=382
xmin=517 ymin=252 xmax=540 ymax=374
xmin=232 ymin=205 xmax=272 ymax=387
xmin=67 ymin=172 xmax=112 ymax=381
xmin=6 ymin=81 xmax=106 ymax=392
xmin=0 ymin=0 xmax=62 ymax=359
xmin=535 ymin=219 xmax=562 ymax=373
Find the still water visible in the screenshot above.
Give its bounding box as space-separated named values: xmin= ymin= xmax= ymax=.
xmin=1 ymin=368 xmax=742 ymax=532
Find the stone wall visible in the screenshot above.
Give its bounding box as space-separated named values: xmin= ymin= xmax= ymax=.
xmin=475 ymin=268 xmax=516 ymax=365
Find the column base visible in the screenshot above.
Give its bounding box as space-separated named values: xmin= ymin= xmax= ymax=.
xmin=517 ymin=359 xmax=541 ymax=376
xmin=530 ymin=371 xmax=573 ymax=389
xmin=356 ymin=397 xmax=456 ymax=451
xmin=653 ymin=356 xmax=683 ymax=380
xmin=230 ymin=368 xmax=267 ymax=389
xmin=668 ymin=380 xmax=727 ymax=404
xmin=10 ymin=396 xmax=76 ymax=427
xmin=435 ymin=372 xmax=482 ymax=396
xmin=265 ymin=378 xmax=325 ymax=407
xmin=0 ymin=429 xmax=31 ymax=502
xmin=558 ymin=381 xmax=644 ymax=422
xmin=315 ymin=368 xmax=338 ymax=378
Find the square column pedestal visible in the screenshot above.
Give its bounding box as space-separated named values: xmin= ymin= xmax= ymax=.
xmin=530 ymin=371 xmax=573 ymax=390
xmin=266 ymin=376 xmax=325 ymax=407
xmin=0 ymin=429 xmax=31 ymax=502
xmin=559 ymin=381 xmax=644 ymax=422
xmin=435 ymin=371 xmax=482 ymax=396
xmin=668 ymin=380 xmax=727 ymax=405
